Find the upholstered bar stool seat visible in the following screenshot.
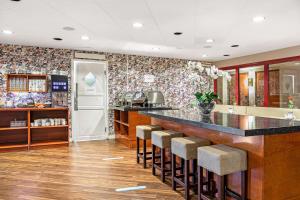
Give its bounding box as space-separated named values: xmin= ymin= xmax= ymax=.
xmin=136 ymin=125 xmax=162 ymax=140
xmin=171 ymin=136 xmax=211 ymax=200
xmin=152 ymin=130 xmax=183 ymax=148
xmin=197 ymin=144 xmax=248 ymax=200
xmin=151 ymin=130 xmax=183 ymax=182
xmin=172 ymin=137 xmax=211 ymax=160
xmin=136 ymin=125 xmax=162 ymax=168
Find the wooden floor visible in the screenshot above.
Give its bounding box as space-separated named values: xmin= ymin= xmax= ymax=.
xmin=0 ymin=140 xmax=187 ymax=200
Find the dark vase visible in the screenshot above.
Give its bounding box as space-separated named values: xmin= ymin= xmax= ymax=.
xmin=198 ymin=101 xmax=216 ymax=116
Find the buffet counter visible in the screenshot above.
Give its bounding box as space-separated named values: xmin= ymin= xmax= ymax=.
xmin=140 ymin=110 xmax=300 ymax=200
xmin=112 ymin=106 xmax=173 ymax=148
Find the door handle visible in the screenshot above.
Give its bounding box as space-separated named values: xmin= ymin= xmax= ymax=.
xmin=74 ymin=83 xmax=78 ymax=111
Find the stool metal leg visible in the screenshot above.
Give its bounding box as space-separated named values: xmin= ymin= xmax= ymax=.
xmin=192 ymin=159 xmax=197 ymax=194
xmin=241 ymin=171 xmax=247 ymax=200
xmin=161 ymin=148 xmax=166 ymax=182
xmin=143 ymin=139 xmax=147 ymax=168
xmin=136 ymin=137 xmax=140 ymax=164
xmin=180 ymin=158 xmax=184 ymax=175
xmin=152 ymin=144 xmax=156 ymax=175
xmin=172 ymin=154 xmax=177 ymax=191
xmin=219 ymin=175 xmax=225 ymax=200
xmin=184 ymin=160 xmax=190 ymax=200
xmin=207 ymin=170 xmax=214 ymax=196
xmin=198 ymin=166 xmax=204 ymax=200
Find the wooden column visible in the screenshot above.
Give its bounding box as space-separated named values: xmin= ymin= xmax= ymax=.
xmin=214 ymin=79 xmax=218 ymax=94
xmin=264 ymin=64 xmax=269 ymax=107
xmin=235 ymin=67 xmax=240 ymax=105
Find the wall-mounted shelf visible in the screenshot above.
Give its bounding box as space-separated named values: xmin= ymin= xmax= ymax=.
xmin=6 ymin=74 xmax=48 ymax=93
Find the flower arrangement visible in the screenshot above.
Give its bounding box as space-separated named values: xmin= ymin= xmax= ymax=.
xmin=195 ymin=91 xmax=219 ymax=104
xmin=288 ymin=96 xmax=294 ymax=109
xmin=187 ymin=61 xmax=232 ymax=81
xmin=195 ymin=91 xmax=219 ymax=116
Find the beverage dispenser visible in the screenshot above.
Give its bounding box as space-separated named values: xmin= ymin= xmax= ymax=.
xmin=51 ymin=75 xmax=68 ymax=107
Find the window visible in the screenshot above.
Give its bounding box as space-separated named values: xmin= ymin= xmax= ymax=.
xmin=217 ymin=69 xmax=236 ymax=105
xmin=215 ymin=57 xmax=300 ymax=108
xmin=269 ymin=61 xmax=300 ymax=108
xmin=239 ymin=66 xmax=264 ymax=106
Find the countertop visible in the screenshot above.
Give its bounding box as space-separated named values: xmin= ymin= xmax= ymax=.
xmin=0 ymin=107 xmax=69 ymax=111
xmin=110 ymin=106 xmax=174 ymax=112
xmin=139 ymin=110 xmax=300 ymax=136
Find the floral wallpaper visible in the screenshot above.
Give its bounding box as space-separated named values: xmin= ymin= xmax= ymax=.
xmin=0 ymin=44 xmax=212 ymax=134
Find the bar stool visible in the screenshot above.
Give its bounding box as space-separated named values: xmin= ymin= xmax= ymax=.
xmin=151 ymin=130 xmax=183 ymax=182
xmin=171 ymin=136 xmax=211 ymax=200
xmin=197 ymin=144 xmax=247 ymax=200
xmin=136 ymin=125 xmax=162 ymax=168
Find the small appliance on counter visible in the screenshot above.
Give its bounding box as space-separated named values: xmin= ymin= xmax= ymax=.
xmin=146 ymin=90 xmax=165 ymax=107
xmin=51 ymin=75 xmax=68 ymax=107
xmin=123 ymin=91 xmax=147 ymax=107
xmin=115 ymin=90 xmax=167 ymax=108
xmin=116 ymin=92 xmax=127 ymax=106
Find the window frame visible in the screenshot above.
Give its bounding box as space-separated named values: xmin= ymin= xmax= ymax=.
xmin=215 ymin=55 xmax=300 ymax=107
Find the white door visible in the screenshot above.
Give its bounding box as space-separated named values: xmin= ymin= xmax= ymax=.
xmin=72 ymin=60 xmax=108 ymax=141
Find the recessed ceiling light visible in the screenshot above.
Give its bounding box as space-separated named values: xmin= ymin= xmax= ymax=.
xmin=2 ymin=30 xmax=13 ymax=35
xmin=206 ymin=39 xmax=214 ymax=43
xmin=133 ymin=22 xmax=143 ymax=28
xmin=63 ymin=26 xmax=75 ymax=31
xmin=202 ymin=54 xmax=208 ymax=58
xmin=152 ymin=47 xmax=160 ymax=51
xmin=11 ymin=0 xmax=21 ymax=1
xmin=81 ymin=35 xmax=89 ymax=40
xmin=253 ymin=16 xmax=266 ymax=23
xmin=53 ymin=37 xmax=63 ymax=41
xmin=231 ymin=44 xmax=239 ymax=47
xmin=223 ymin=54 xmax=230 ymax=57
xmin=174 ymin=32 xmax=183 ymax=35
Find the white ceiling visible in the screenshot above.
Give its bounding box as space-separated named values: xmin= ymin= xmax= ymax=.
xmin=0 ymin=0 xmax=300 ymax=61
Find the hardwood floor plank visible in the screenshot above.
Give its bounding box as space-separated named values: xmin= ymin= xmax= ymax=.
xmin=0 ymin=141 xmax=188 ymax=200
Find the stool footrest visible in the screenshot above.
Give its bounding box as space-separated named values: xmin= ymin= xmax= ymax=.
xmin=200 ymin=193 xmax=215 ymax=200
xmin=175 ymin=173 xmax=196 ymax=178
xmin=174 ymin=177 xmax=197 ymax=188
xmin=226 ymin=187 xmax=242 ymax=200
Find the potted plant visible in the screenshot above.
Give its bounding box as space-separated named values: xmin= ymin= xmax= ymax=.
xmin=195 ymin=91 xmax=219 ymax=116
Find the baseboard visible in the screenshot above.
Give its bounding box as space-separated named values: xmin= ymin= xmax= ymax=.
xmin=73 ymin=135 xmax=109 ymax=142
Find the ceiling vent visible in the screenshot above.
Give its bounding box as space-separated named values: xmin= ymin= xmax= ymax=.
xmin=74 ymin=52 xmax=106 ymax=60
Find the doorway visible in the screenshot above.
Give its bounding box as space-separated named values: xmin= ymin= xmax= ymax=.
xmin=72 ymin=59 xmax=108 ymax=141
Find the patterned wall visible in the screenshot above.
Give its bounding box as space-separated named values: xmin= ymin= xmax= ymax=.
xmin=0 ymin=44 xmax=212 ymax=134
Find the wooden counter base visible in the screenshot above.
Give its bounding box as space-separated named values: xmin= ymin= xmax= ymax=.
xmin=152 ymin=117 xmax=300 ymax=200
xmin=114 ymin=110 xmax=151 ymax=148
xmin=0 ymin=108 xmax=69 ymax=151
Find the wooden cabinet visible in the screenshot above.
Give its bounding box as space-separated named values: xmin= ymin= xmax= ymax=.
xmin=114 ymin=110 xmax=151 ymax=148
xmin=0 ymin=108 xmax=69 ymax=151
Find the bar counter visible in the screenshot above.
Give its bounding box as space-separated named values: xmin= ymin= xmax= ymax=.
xmin=140 ymin=110 xmax=300 ymax=200
xmin=110 ymin=105 xmax=174 ymax=112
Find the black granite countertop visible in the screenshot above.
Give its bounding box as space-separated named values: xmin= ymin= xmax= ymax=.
xmin=139 ymin=110 xmax=300 ymax=136
xmin=110 ymin=106 xmax=174 ymax=112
